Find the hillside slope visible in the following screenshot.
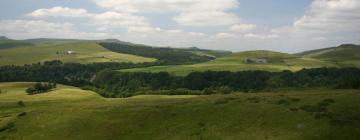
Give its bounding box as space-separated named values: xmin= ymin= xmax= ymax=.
xmin=0 ymin=42 xmax=156 ymax=65
xmin=99 ymin=42 xmax=230 ymax=64
xmin=0 ymin=82 xmax=359 ymax=139
xmin=298 ymin=44 xmax=360 ymax=67
xmin=121 ymin=50 xmax=335 ymax=76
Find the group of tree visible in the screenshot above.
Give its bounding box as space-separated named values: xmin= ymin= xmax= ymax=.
xmin=26 ymin=82 xmax=57 ymax=95
xmin=99 ymin=42 xmax=214 ymax=64
xmin=93 ymin=67 xmax=360 ymax=97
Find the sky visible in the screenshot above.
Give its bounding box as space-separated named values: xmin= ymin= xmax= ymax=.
xmin=0 ymin=0 xmax=359 ymax=53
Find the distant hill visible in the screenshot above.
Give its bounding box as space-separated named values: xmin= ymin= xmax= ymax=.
xmin=121 ymin=50 xmax=334 ymax=76
xmin=99 ymin=42 xmax=230 ymax=64
xmin=0 ymin=36 xmax=10 ymax=41
xmin=0 ymin=36 xmax=34 ymax=50
xmin=298 ymin=44 xmax=360 ymax=67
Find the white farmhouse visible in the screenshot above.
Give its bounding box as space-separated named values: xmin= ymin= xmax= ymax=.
xmin=67 ymin=51 xmax=76 ymax=54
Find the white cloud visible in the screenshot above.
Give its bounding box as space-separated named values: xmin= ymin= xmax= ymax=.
xmin=93 ymin=0 xmax=239 ymax=13
xmin=93 ymin=11 xmax=150 ymax=28
xmin=28 ymin=6 xmax=90 ymax=18
xmin=312 ymin=36 xmax=327 ymax=41
xmin=93 ymin=0 xmax=241 ymax=26
xmin=28 ymin=7 xmax=152 ymax=30
xmin=128 ymin=26 xmax=161 ymax=33
xmin=174 ymin=11 xmax=240 ymax=26
xmin=293 ymin=0 xmax=360 ymax=32
xmin=216 ymin=33 xmax=237 ymax=39
xmin=244 ymin=33 xmax=279 ymax=39
xmin=230 ymin=24 xmax=256 ymax=32
xmin=126 ymin=28 xmax=209 ymax=48
xmin=0 ymin=20 xmax=107 ymax=39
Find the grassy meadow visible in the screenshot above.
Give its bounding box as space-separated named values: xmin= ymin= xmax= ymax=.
xmin=1 ymin=82 xmax=359 ymax=140
xmin=121 ymin=51 xmax=336 ymax=76
xmin=0 ymin=42 xmax=156 ymax=66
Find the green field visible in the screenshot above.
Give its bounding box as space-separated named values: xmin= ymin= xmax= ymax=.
xmin=1 ymin=82 xmax=359 ymax=140
xmin=121 ymin=50 xmax=336 ymax=76
xmin=0 ymin=42 xmax=156 ymax=65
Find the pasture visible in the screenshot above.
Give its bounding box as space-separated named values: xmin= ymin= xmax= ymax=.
xmin=1 ymin=82 xmax=359 ymax=140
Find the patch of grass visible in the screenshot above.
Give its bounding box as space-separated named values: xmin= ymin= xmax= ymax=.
xmin=277 ymin=99 xmax=290 ymax=106
xmin=214 ymin=99 xmax=229 ymax=105
xmin=246 ymin=96 xmax=261 ymax=103
xmin=289 ymin=97 xmax=301 ymax=102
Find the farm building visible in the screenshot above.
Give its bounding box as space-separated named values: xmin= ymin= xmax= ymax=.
xmin=244 ymin=58 xmax=268 ymax=63
xmin=67 ymin=51 xmax=76 ymax=54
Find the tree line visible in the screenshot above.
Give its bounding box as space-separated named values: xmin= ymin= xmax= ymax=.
xmin=0 ymin=60 xmax=157 ymax=87
xmin=93 ymin=67 xmax=360 ymax=97
xmin=0 ymin=60 xmax=359 ymax=98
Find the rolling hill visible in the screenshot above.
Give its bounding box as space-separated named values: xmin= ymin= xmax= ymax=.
xmin=0 ymin=41 xmax=156 ymax=65
xmin=298 ymin=44 xmax=360 ymax=67
xmin=99 ymin=42 xmax=231 ymax=64
xmin=121 ymin=50 xmax=336 ymax=76
xmin=0 ymin=37 xmax=231 ymax=66
xmin=0 ymin=82 xmax=359 ymax=139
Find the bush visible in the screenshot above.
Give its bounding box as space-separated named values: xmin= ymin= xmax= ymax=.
xmin=17 ymin=101 xmax=25 ymax=107
xmin=26 ymin=82 xmax=57 ymax=95
xmin=26 ymin=87 xmax=36 ymax=95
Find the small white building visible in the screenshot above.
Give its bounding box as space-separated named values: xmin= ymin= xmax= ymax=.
xmin=244 ymin=58 xmax=268 ymax=63
xmin=67 ymin=51 xmax=76 ymax=54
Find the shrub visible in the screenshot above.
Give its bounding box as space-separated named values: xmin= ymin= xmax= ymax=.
xmin=26 ymin=87 xmax=36 ymax=95
xmin=26 ymin=82 xmax=57 ymax=95
xmin=17 ymin=101 xmax=25 ymax=107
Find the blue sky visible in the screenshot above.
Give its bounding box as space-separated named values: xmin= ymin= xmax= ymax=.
xmin=0 ymin=0 xmax=359 ymax=53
